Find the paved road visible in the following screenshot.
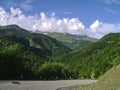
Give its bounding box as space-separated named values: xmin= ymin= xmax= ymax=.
xmin=0 ymin=80 xmax=96 ymax=90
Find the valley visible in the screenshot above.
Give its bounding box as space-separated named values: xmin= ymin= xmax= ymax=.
xmin=0 ymin=25 xmax=120 ymax=89
xmin=1 ymin=0 xmax=120 ymax=89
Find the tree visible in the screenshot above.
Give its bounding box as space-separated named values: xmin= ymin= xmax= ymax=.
xmin=39 ymin=62 xmax=78 ymax=80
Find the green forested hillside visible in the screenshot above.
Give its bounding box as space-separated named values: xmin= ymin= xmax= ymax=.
xmin=0 ymin=25 xmax=73 ymax=80
xmin=56 ymin=33 xmax=120 ymax=79
xmin=0 ymin=35 xmax=46 ymax=80
xmin=47 ymin=32 xmax=98 ymax=50
xmin=0 ymin=25 xmax=71 ymax=57
xmin=1 ymin=25 xmax=120 ymax=80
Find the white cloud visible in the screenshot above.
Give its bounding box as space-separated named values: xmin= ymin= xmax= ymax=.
xmin=10 ymin=7 xmax=22 ymax=16
xmin=105 ymin=0 xmax=120 ymax=4
xmin=89 ymin=20 xmax=120 ymax=38
xmin=105 ymin=8 xmax=118 ymax=14
xmin=0 ymin=7 xmax=120 ymax=39
xmin=0 ymin=7 xmax=85 ymax=33
xmin=90 ymin=20 xmax=102 ymax=31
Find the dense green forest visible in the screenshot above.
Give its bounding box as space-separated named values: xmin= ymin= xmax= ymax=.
xmin=0 ymin=35 xmax=45 ymax=79
xmin=55 ymin=33 xmax=120 ymax=79
xmin=0 ymin=25 xmax=71 ymax=57
xmin=0 ymin=25 xmax=75 ymax=80
xmin=0 ymin=25 xmax=120 ymax=80
xmin=39 ymin=62 xmax=78 ymax=80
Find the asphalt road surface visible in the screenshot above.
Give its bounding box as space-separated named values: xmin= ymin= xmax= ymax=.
xmin=0 ymin=80 xmax=96 ymax=90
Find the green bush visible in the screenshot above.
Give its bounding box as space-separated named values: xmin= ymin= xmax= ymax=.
xmin=39 ymin=62 xmax=78 ymax=80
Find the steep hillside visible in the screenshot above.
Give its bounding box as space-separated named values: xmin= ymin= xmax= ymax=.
xmin=78 ymin=64 xmax=120 ymax=90
xmin=0 ymin=25 xmax=72 ymax=80
xmin=47 ymin=32 xmax=98 ymax=50
xmin=0 ymin=35 xmax=46 ymax=80
xmin=0 ymin=25 xmax=71 ymax=57
xmin=56 ymin=33 xmax=120 ymax=79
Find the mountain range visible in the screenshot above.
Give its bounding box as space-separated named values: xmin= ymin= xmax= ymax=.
xmin=0 ymin=25 xmax=71 ymax=79
xmin=0 ymin=25 xmax=70 ymax=57
xmin=35 ymin=31 xmax=98 ymax=51
xmin=0 ymin=24 xmax=120 ymax=86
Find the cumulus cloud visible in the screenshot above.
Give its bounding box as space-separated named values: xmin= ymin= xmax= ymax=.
xmin=0 ymin=7 xmax=85 ymax=34
xmin=88 ymin=20 xmax=120 ymax=38
xmin=90 ymin=20 xmax=102 ymax=31
xmin=0 ymin=7 xmax=120 ymax=39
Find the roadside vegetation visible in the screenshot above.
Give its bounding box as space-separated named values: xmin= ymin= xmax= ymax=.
xmin=77 ymin=64 xmax=120 ymax=90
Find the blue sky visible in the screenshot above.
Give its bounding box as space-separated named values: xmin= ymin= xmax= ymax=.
xmin=0 ymin=0 xmax=120 ymax=38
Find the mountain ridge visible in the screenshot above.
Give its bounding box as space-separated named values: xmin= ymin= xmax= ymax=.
xmin=0 ymin=25 xmax=71 ymax=57
xmin=0 ymin=25 xmax=72 ymax=80
xmin=46 ymin=32 xmax=98 ymax=50
xmin=55 ymin=33 xmax=120 ymax=79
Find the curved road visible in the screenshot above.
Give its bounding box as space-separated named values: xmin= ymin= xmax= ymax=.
xmin=0 ymin=80 xmax=96 ymax=90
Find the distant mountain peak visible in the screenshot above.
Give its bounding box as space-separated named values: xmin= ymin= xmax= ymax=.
xmin=0 ymin=24 xmax=21 ymax=29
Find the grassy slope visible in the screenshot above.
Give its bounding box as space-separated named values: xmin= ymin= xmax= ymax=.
xmin=78 ymin=64 xmax=120 ymax=90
